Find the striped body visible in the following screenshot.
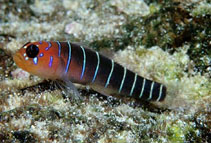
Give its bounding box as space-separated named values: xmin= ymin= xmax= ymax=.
xmin=13 ymin=41 xmax=166 ymax=102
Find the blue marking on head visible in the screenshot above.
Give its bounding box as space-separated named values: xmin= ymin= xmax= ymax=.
xmin=39 ymin=41 xmax=42 ymax=44
xmin=57 ymin=41 xmax=61 ymax=57
xmin=33 ymin=57 xmax=38 ymax=65
xmin=39 ymin=53 xmax=44 ymax=57
xmin=45 ymin=42 xmax=52 ymax=51
xmin=49 ymin=56 xmax=53 ymax=68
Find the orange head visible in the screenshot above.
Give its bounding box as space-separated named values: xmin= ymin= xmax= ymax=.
xmin=13 ymin=41 xmax=64 ymax=79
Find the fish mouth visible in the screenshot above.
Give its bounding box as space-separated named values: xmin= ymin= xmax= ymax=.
xmin=13 ymin=52 xmax=26 ymax=70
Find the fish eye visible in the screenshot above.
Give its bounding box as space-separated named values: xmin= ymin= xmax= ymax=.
xmin=26 ymin=44 xmax=39 ymax=58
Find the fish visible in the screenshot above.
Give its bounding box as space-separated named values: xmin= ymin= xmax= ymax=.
xmin=13 ymin=41 xmax=167 ymax=102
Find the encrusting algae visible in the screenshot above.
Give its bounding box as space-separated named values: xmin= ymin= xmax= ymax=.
xmin=0 ymin=0 xmax=210 ymax=142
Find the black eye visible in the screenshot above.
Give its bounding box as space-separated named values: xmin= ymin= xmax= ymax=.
xmin=26 ymin=44 xmax=39 ymax=58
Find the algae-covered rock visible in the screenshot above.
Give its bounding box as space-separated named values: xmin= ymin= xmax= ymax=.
xmin=0 ymin=0 xmax=210 ymax=142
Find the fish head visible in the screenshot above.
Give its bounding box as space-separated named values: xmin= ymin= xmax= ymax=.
xmin=13 ymin=41 xmax=62 ymax=79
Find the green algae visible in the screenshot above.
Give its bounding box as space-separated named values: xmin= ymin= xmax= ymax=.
xmin=192 ymin=1 xmax=211 ymax=16
xmin=127 ymin=1 xmax=210 ymax=73
xmin=91 ymin=0 xmax=210 ymax=73
xmin=166 ymin=114 xmax=209 ymax=143
xmin=167 ymin=121 xmax=194 ymax=143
